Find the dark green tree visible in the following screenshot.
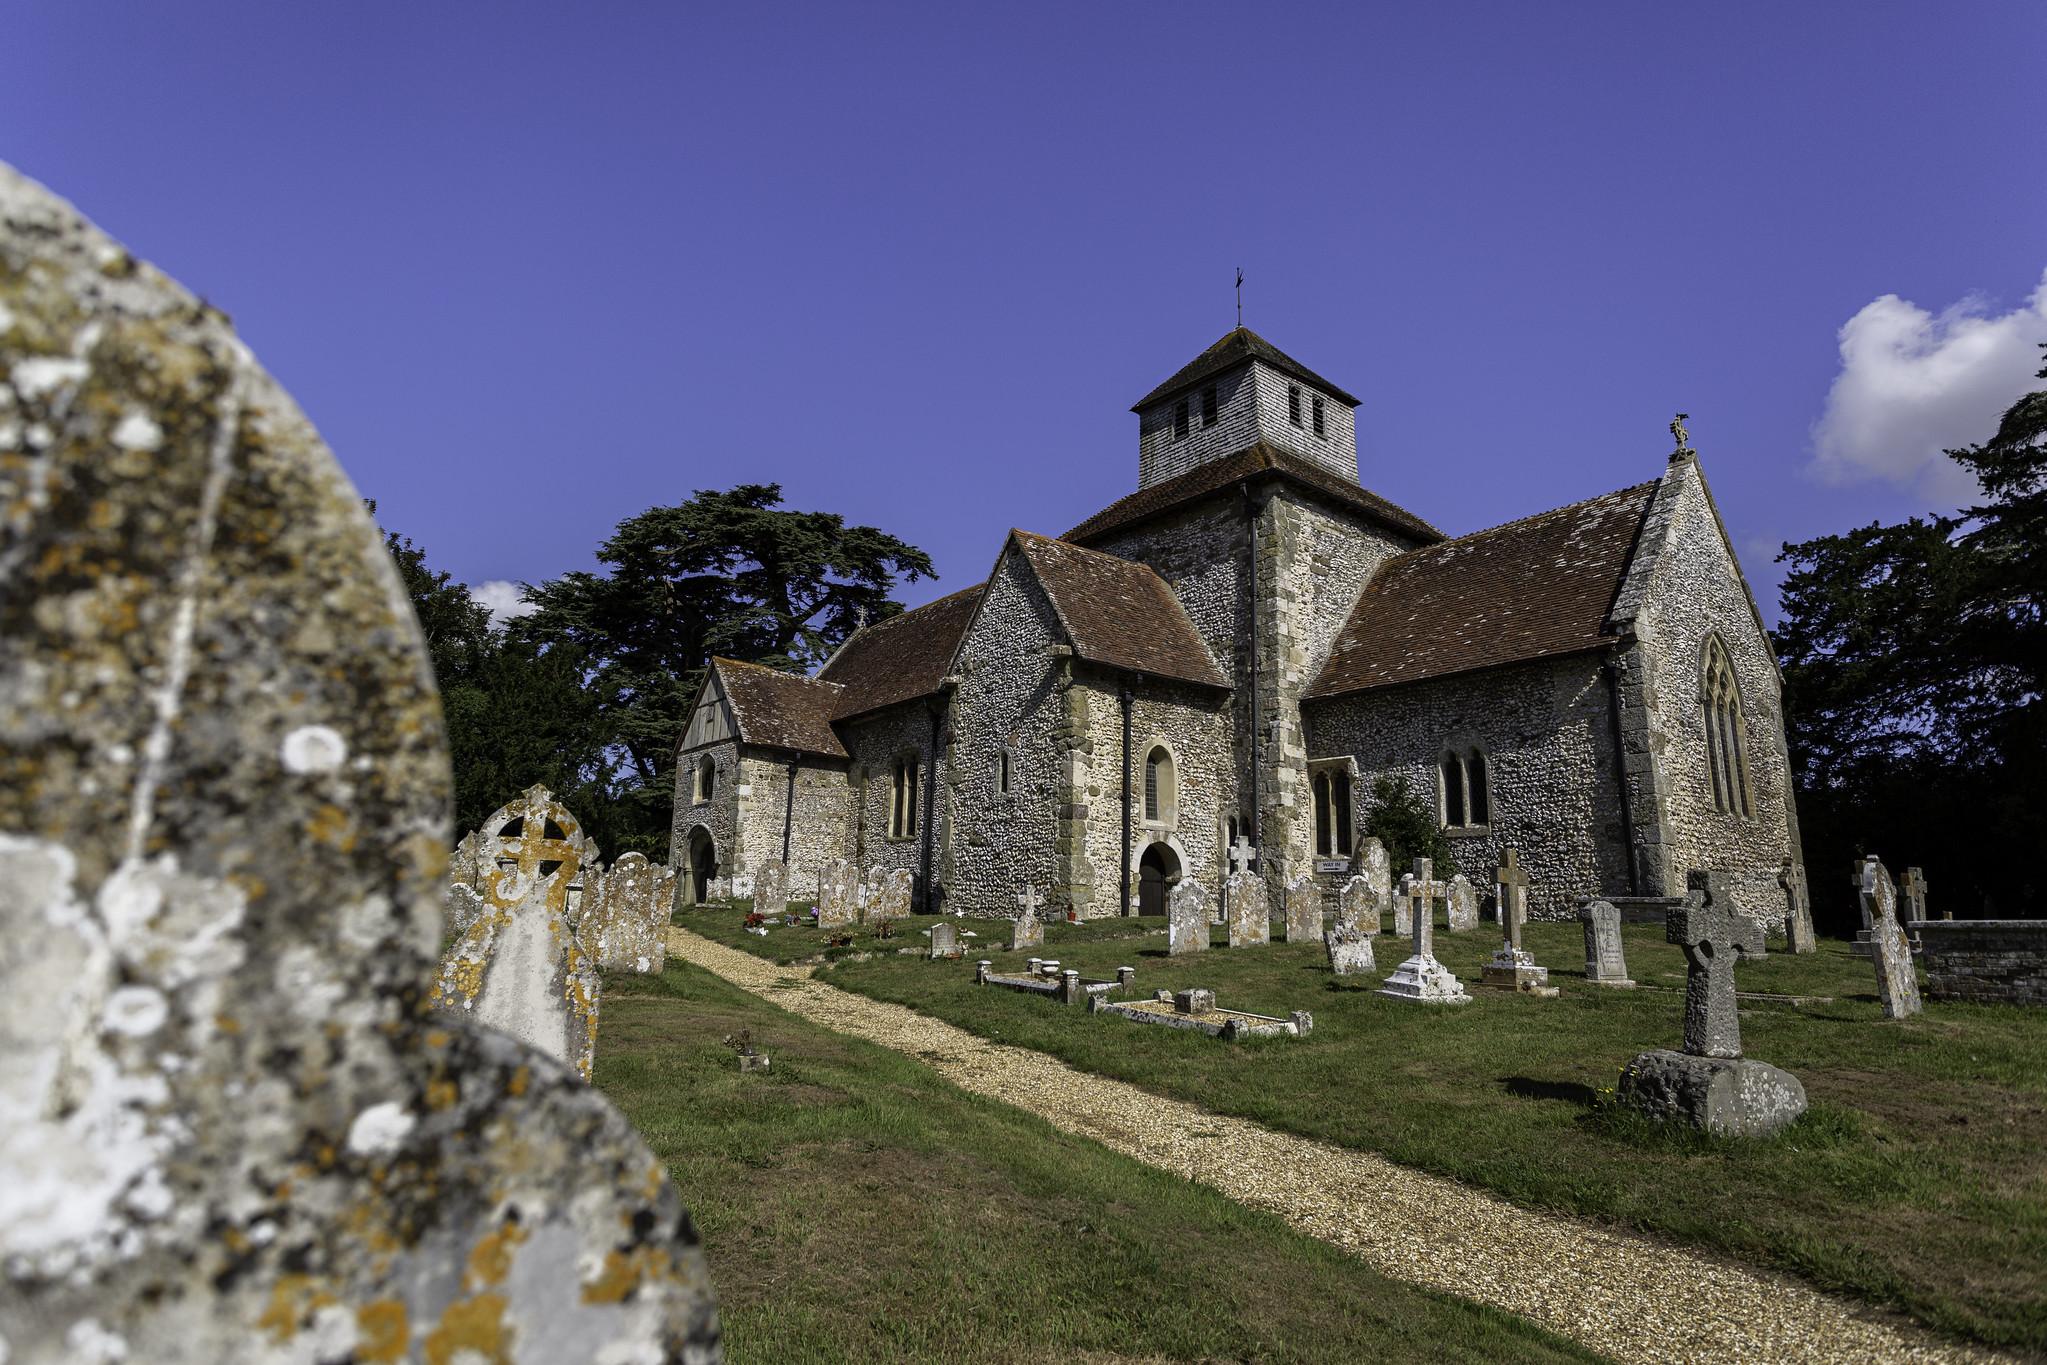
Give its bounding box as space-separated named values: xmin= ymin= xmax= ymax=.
xmin=517 ymin=484 xmax=935 ymax=854
xmin=1359 ymin=774 xmax=1456 ymax=880
xmin=1777 ymin=347 xmax=2047 ymax=922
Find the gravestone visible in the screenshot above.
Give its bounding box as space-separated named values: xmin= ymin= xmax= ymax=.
xmin=1012 ymin=885 xmax=1046 ymax=950
xmin=1900 ymin=865 xmax=1930 ymax=946
xmin=1378 ymin=859 xmax=1470 ymax=1003
xmin=1225 ymin=870 xmax=1270 ymax=948
xmin=1444 ymin=873 xmax=1479 ymax=932
xmin=1618 ymin=871 xmax=1807 ymax=1137
xmin=878 ymin=867 xmax=915 ymax=921
xmin=650 ymin=860 xmax=679 ymax=924
xmin=436 ymin=785 xmax=605 ymax=1080
xmin=1336 ymin=874 xmax=1381 ymax=936
xmin=448 ymin=881 xmax=487 ymax=937
xmin=1774 ymin=860 xmax=1815 ymax=954
xmin=449 ymin=828 xmax=487 ymax=889
xmin=1324 ymin=921 xmax=1376 ymax=976
xmin=1579 ymin=900 xmax=1634 ymax=987
xmin=929 ymin=921 xmax=959 ymax=960
xmin=858 ymin=863 xmax=887 ymax=923
xmin=1282 ymin=869 xmax=1321 ymax=943
xmin=1168 ymin=880 xmax=1211 ymax=955
xmin=818 ymin=857 xmax=859 ymax=929
xmin=754 ymin=857 xmax=790 ymax=918
xmin=1859 ymin=857 xmax=1924 ymax=1019
xmin=1356 ymin=836 xmax=1392 ymax=913
xmin=1480 ymin=847 xmax=1553 ymax=996
xmin=595 ymin=849 xmax=667 ymax=974
xmin=0 ymin=159 xmax=719 ymax=1361
xmin=1392 ymin=873 xmax=1415 ymax=937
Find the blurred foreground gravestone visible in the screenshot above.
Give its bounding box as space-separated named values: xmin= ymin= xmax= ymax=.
xmin=0 ymin=163 xmax=720 ymax=1363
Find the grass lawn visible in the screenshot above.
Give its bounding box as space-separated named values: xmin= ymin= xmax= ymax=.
xmin=800 ymin=916 xmax=2047 ymax=1354
xmin=594 ymin=960 xmax=1600 ymax=1365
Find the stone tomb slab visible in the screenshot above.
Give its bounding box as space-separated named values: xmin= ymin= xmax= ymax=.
xmin=817 ymin=857 xmax=860 ymax=929
xmin=0 ymin=158 xmax=717 ymax=1362
xmin=1858 ymin=857 xmax=1924 ymax=1019
xmin=1094 ymin=992 xmax=1313 ymax=1040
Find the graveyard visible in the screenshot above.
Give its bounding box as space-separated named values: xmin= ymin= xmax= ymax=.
xmin=664 ymin=893 xmax=2047 ymax=1352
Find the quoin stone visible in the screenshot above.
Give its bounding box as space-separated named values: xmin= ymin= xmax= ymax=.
xmin=1378 ymin=859 xmax=1470 ymax=1003
xmin=0 ymin=158 xmax=719 ymax=1362
xmin=1859 ymin=856 xmax=1924 ymax=1019
xmin=1579 ymin=900 xmax=1634 ymax=987
xmin=1168 ymin=879 xmax=1211 ymax=955
xmin=1617 ymin=871 xmax=1808 ymax=1137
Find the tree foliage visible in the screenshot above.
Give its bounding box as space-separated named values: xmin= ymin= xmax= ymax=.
xmin=1360 ymin=774 xmax=1457 ymax=880
xmin=1777 ymin=347 xmax=2047 ymax=921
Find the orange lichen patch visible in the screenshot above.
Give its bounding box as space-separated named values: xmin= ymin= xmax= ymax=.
xmin=506 ymin=1065 xmax=529 ymax=1098
xmin=256 ymin=1273 xmax=339 ymax=1342
xmin=222 ymin=1226 xmax=251 ymax=1254
xmin=354 ymin=1299 xmax=410 ymax=1363
xmin=307 ymin=803 xmax=357 ymax=851
xmin=582 ymin=1245 xmax=674 ymax=1306
xmin=214 ymin=1013 xmax=241 ymax=1034
xmin=424 ymin=1028 xmax=450 ymax=1048
xmin=464 ymin=1219 xmax=529 ymax=1291
xmin=425 ymin=1077 xmax=459 ymax=1111
xmin=423 ymin=1293 xmax=511 ymax=1365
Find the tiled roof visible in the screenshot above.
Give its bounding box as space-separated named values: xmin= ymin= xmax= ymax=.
xmin=1131 ymin=327 xmax=1363 ymax=410
xmin=711 ymin=658 xmax=847 ymax=758
xmin=1010 ymin=532 xmax=1230 ymax=690
xmin=817 ymin=585 xmax=984 ymax=720
xmin=1062 ymin=441 xmax=1444 ymax=546
xmin=1305 ymin=480 xmax=1660 ymax=700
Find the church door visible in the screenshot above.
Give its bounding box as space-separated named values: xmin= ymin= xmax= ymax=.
xmin=686 ymin=827 xmax=718 ymax=905
xmin=1138 ymin=843 xmax=1178 ymax=916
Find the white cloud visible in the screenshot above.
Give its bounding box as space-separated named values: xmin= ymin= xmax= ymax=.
xmin=1810 ymin=269 xmax=2047 ymax=503
xmin=469 ymin=579 xmax=535 ymax=626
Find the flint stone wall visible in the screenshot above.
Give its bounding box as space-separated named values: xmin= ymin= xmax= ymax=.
xmin=731 ymin=750 xmax=852 ymax=902
xmin=1919 ymin=921 xmax=2047 ymax=1006
xmin=838 ymin=702 xmax=939 ymax=906
xmin=671 ymin=736 xmax=740 ymax=892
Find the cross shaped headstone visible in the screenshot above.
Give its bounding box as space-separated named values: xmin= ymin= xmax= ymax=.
xmin=1017 ymin=885 xmax=1042 ymax=919
xmin=484 ymin=785 xmax=585 ymax=903
xmin=1228 ymin=836 xmax=1257 ymax=878
xmin=1405 ymin=857 xmax=1447 ymax=959
xmin=1666 ymin=870 xmax=1765 ymax=1059
xmin=1851 ymin=859 xmax=1874 ymax=931
xmin=1900 ymin=867 xmax=1928 ymax=923
xmin=1776 ymin=859 xmax=1816 ymax=954
xmin=1494 ymin=847 xmax=1531 ymax=953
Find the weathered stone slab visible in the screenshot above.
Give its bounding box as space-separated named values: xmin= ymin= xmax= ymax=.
xmin=878 ymin=867 xmax=914 ymax=921
xmin=1580 ymin=899 xmax=1634 ymax=987
xmin=1225 ymin=871 xmax=1269 ymax=948
xmin=753 ymin=857 xmax=790 ymax=918
xmin=1858 ymin=856 xmax=1923 ymax=1019
xmin=1779 ymin=861 xmax=1816 ymax=954
xmin=1444 ymin=873 xmax=1479 ymax=932
xmin=1168 ymin=879 xmax=1210 ymax=955
xmin=0 ymin=159 xmax=718 ymax=1361
xmin=1336 ymin=874 xmax=1380 ymax=935
xmin=1325 ymin=922 xmax=1376 ymax=976
xmin=1356 ymin=836 xmax=1391 ymax=908
xmin=818 ymin=857 xmax=859 ymax=929
xmin=1011 ymin=885 xmax=1045 ymax=950
xmin=1282 ymin=870 xmax=1321 ymax=943
xmin=929 ymin=921 xmax=959 ymax=960
xmin=592 ymin=849 xmax=667 ymax=974
xmin=858 ymin=863 xmax=887 ymax=923
xmin=448 ymin=880 xmax=488 ymax=937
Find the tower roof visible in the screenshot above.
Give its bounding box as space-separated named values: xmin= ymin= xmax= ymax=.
xmin=1130 ymin=326 xmax=1362 ymax=412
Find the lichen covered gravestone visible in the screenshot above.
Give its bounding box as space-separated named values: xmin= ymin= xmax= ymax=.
xmin=1324 ymin=920 xmax=1376 ymax=976
xmin=1444 ymin=872 xmax=1479 ymax=932
xmin=1168 ymin=880 xmax=1210 ymax=955
xmin=1356 ymin=837 xmax=1391 ymax=910
xmin=1011 ymin=885 xmax=1045 ymax=950
xmin=435 ymin=785 xmax=605 ymax=1078
xmin=1579 ymin=899 xmax=1634 ymax=987
xmin=1778 ymin=860 xmax=1816 ymax=954
xmin=1336 ymin=874 xmax=1380 ymax=936
xmin=595 ymin=849 xmax=668 ymax=974
xmin=1379 ymin=860 xmax=1470 ymax=1003
xmin=1282 ymin=869 xmax=1321 ymax=943
xmin=817 ymin=857 xmax=859 ymax=929
xmin=877 ymin=867 xmax=915 ymax=921
xmin=752 ymin=857 xmax=790 ymax=918
xmin=1480 ymin=848 xmax=1553 ymax=996
xmin=1858 ymin=856 xmax=1923 ymax=1019
xmin=0 ymin=163 xmax=719 ymax=1362
xmin=1617 ymin=871 xmax=1807 ymax=1138
xmin=929 ymin=920 xmax=959 ymax=960
xmin=1223 ymin=840 xmax=1268 ymax=948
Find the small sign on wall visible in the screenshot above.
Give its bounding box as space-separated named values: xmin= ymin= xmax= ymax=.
xmin=1316 ymin=859 xmax=1350 ymax=874
xmin=737 ymin=784 xmax=753 ymax=796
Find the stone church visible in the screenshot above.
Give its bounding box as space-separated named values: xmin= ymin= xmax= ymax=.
xmin=672 ymin=328 xmax=1802 ymax=923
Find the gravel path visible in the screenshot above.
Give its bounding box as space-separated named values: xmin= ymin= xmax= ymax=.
xmin=669 ymin=926 xmax=2004 ymax=1364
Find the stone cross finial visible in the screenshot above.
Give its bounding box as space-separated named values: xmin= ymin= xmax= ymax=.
xmin=1667 ymin=870 xmax=1765 ymax=1059
xmin=1228 ymin=836 xmax=1257 ymax=878
xmin=1670 ymin=411 xmax=1694 ymax=457
xmin=1901 ymin=867 xmax=1928 ymax=922
xmin=1495 ymin=847 xmax=1531 ymax=952
xmin=1405 ymin=858 xmax=1446 ymax=959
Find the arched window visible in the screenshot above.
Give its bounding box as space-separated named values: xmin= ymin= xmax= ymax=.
xmin=1440 ymin=748 xmax=1489 ymax=829
xmin=997 ymin=747 xmax=1013 ymax=796
xmin=1702 ymin=636 xmax=1753 ymax=816
xmin=694 ymin=755 xmax=716 ymax=804
xmin=1143 ymin=746 xmax=1176 ymax=825
xmin=1313 ymin=769 xmax=1355 ymax=857
xmin=890 ymin=755 xmax=921 ymax=838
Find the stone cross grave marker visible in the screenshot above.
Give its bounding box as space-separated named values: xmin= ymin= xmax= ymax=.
xmin=817 ymin=857 xmax=859 ymax=929
xmin=1228 ymin=835 xmax=1257 ymax=877
xmin=1859 ymin=856 xmax=1923 ymax=1019
xmin=1012 ymin=884 xmax=1046 ymax=950
xmin=437 ymin=785 xmax=604 ymax=1080
xmin=1168 ymin=880 xmax=1211 ymax=955
xmin=1283 ymin=869 xmax=1321 ymax=943
xmin=1379 ymin=859 xmax=1470 ymax=1003
xmin=1580 ymin=899 xmax=1634 ymax=987
xmin=0 ymin=158 xmax=718 ymax=1361
xmin=1481 ymin=847 xmax=1552 ymax=995
xmin=1495 ymin=849 xmax=1530 ymax=953
xmin=1226 ymin=867 xmax=1270 ymax=948
xmin=1618 ymin=871 xmax=1807 ymax=1136
xmin=1900 ymin=865 xmax=1931 ymax=944
xmin=1778 ymin=861 xmax=1817 ymax=954
xmin=1336 ymin=874 xmax=1381 ymax=936
xmin=929 ymin=921 xmax=959 ymax=960
xmin=754 ymin=856 xmax=790 ymax=918
xmin=1444 ymin=872 xmax=1479 ymax=932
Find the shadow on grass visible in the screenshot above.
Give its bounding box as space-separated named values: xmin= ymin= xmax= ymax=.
xmin=1501 ymin=1076 xmax=1597 ymax=1108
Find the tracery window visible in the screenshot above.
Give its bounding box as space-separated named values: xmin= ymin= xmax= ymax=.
xmin=1143 ymin=745 xmax=1176 ymax=825
xmin=1313 ymin=769 xmax=1354 ymax=857
xmin=1702 ymin=635 xmax=1753 ymax=816
xmin=890 ymin=756 xmax=921 ymax=838
xmin=1440 ymin=748 xmax=1489 ymax=829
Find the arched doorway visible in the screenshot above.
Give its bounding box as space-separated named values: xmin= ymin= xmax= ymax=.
xmin=1138 ymin=842 xmax=1180 ymax=917
xmin=685 ymin=827 xmax=718 ymax=906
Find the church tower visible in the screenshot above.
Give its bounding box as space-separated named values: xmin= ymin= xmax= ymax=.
xmin=1130 ymin=327 xmax=1362 ymax=490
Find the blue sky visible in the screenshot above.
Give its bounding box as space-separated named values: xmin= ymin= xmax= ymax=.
xmin=10 ymin=2 xmax=2042 ymax=623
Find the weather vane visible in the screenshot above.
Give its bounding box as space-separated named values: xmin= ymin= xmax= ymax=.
xmin=1235 ymin=268 xmax=1244 ymax=328
xmin=1670 ymin=412 xmax=1694 ymax=458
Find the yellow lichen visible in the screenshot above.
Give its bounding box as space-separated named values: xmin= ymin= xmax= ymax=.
xmin=354 ymin=1299 xmax=410 ymax=1363
xmin=464 ymin=1220 xmax=529 ymax=1291
xmin=425 ymin=1077 xmax=458 ymax=1111
xmin=255 ymin=1274 xmax=338 ymax=1343
xmin=582 ymin=1245 xmax=673 ymax=1306
xmin=506 ymin=1065 xmax=529 ymax=1097
xmin=422 ymin=1293 xmax=510 ymax=1365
